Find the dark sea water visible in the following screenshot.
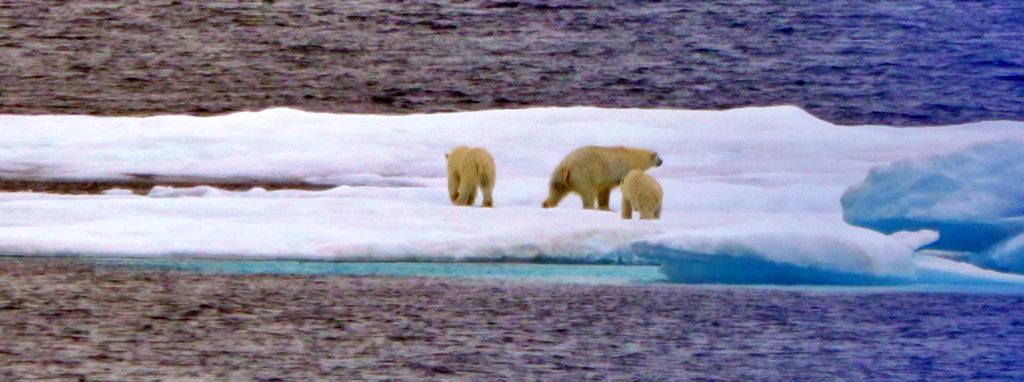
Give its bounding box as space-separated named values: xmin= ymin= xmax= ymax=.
xmin=79 ymin=258 xmax=1024 ymax=380
xmin=1 ymin=1 xmax=1022 ymax=125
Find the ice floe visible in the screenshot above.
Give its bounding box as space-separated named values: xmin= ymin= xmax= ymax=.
xmin=1 ymin=106 xmax=1023 ymax=285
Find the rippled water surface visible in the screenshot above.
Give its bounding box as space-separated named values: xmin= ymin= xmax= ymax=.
xmin=2 ymin=1 xmax=1022 ymax=125
xmin=71 ymin=258 xmax=1024 ymax=379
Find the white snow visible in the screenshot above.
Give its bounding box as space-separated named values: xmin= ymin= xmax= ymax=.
xmin=0 ymin=190 xmax=653 ymax=262
xmin=2 ymin=106 xmax=1023 ymax=285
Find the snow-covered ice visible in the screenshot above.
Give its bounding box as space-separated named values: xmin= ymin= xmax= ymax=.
xmin=976 ymin=232 xmax=1024 ymax=274
xmin=2 ymin=106 xmax=1023 ymax=285
xmin=842 ymin=141 xmax=1024 ymax=273
xmin=915 ymin=254 xmax=1024 ymax=285
xmin=631 ymin=222 xmax=938 ymax=285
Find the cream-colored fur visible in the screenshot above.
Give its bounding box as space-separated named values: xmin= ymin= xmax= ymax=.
xmin=542 ymin=146 xmax=662 ymax=210
xmin=620 ymin=170 xmax=662 ymax=220
xmin=445 ymin=146 xmax=496 ymax=207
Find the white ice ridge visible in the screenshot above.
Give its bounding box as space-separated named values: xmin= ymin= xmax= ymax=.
xmin=1 ymin=106 xmax=1023 ymax=285
xmin=631 ymin=222 xmax=929 ymax=285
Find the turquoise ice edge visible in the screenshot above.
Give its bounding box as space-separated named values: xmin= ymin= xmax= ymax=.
xmin=81 ymin=257 xmax=1024 ymax=295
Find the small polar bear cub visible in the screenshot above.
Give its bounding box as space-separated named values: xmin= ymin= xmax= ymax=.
xmin=620 ymin=170 xmax=662 ymax=220
xmin=445 ymin=146 xmax=496 ymax=207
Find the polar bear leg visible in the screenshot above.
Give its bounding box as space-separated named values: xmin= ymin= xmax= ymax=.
xmin=598 ymin=186 xmax=613 ymax=211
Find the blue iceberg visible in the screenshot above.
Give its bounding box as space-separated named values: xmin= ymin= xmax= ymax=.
xmin=842 ymin=141 xmax=1024 ymax=272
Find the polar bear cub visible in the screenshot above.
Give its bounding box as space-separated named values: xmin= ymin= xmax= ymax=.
xmin=620 ymin=170 xmax=662 ymax=220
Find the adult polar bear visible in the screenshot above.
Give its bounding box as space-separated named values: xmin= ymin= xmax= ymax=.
xmin=542 ymin=146 xmax=663 ymax=210
xmin=445 ymin=146 xmax=496 ymax=207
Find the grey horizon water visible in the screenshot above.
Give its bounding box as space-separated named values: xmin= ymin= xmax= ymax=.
xmin=1 ymin=1 xmax=1022 ymax=126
